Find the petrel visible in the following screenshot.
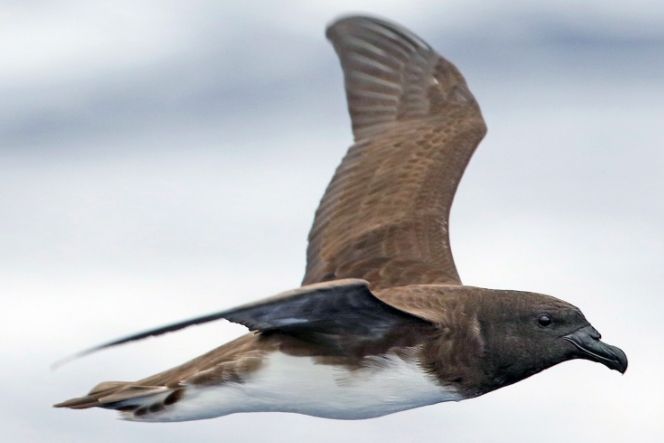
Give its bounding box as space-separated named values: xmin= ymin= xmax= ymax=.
xmin=55 ymin=16 xmax=627 ymax=422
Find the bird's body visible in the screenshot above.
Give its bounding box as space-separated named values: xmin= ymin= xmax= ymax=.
xmin=56 ymin=16 xmax=627 ymax=422
xmin=99 ymin=337 xmax=458 ymax=422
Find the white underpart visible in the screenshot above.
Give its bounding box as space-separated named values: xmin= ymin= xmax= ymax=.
xmin=132 ymin=351 xmax=462 ymax=422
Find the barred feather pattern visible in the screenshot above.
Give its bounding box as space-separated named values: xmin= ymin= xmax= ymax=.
xmin=303 ymin=17 xmax=487 ymax=289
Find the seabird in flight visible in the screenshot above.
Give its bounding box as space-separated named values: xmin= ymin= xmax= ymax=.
xmin=55 ymin=15 xmax=627 ymax=422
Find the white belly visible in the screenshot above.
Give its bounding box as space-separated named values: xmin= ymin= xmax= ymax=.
xmin=133 ymin=351 xmax=462 ymax=422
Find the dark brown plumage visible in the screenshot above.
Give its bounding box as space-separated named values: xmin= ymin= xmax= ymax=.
xmin=55 ymin=15 xmax=627 ymax=422
xmin=304 ymin=17 xmax=486 ymax=288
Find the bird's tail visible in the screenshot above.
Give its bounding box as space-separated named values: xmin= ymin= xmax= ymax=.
xmin=54 ymin=380 xmax=185 ymax=419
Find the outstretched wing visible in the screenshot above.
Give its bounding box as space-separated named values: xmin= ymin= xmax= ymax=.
xmin=303 ymin=16 xmax=486 ymax=289
xmin=56 ymin=279 xmax=428 ymax=365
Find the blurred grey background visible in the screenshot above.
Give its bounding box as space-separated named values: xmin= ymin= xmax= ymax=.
xmin=2 ymin=1 xmax=662 ymax=442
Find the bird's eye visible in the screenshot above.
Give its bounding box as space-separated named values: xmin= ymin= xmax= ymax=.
xmin=537 ymin=314 xmax=552 ymax=327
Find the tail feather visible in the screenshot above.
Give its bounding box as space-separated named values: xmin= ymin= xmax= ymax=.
xmin=53 ymin=395 xmax=101 ymax=410
xmin=97 ymin=385 xmax=169 ymax=404
xmin=89 ymin=380 xmax=129 ymax=395
xmin=54 ymin=380 xmax=185 ymax=419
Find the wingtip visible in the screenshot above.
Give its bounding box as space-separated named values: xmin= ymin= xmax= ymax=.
xmin=325 ymin=14 xmax=430 ymax=51
xmin=50 ymin=356 xmax=73 ymax=371
xmin=325 ymin=14 xmax=384 ymax=39
xmin=50 ymin=348 xmax=94 ymax=370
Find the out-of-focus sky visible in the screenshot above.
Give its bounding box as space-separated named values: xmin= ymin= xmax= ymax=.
xmin=2 ymin=1 xmax=662 ymax=442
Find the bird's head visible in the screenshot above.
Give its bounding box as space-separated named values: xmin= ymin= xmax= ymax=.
xmin=472 ymin=289 xmax=627 ymax=392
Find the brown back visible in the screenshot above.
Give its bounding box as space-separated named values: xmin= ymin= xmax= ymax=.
xmin=303 ymin=16 xmax=487 ymax=289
